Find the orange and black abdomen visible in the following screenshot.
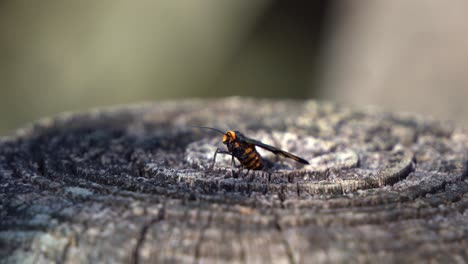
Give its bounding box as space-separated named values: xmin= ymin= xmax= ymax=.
xmin=229 ymin=142 xmax=264 ymax=170
xmin=240 ymin=146 xmax=263 ymax=170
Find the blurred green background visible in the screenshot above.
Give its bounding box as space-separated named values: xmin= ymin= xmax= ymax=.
xmin=0 ymin=1 xmax=330 ymax=135
xmin=2 ymin=1 xmax=468 ymax=135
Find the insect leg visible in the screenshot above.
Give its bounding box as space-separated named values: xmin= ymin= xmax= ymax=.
xmin=212 ymin=148 xmax=233 ymax=170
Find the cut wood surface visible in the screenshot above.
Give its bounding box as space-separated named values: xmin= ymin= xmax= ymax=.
xmin=1 ymin=97 xmax=467 ymax=263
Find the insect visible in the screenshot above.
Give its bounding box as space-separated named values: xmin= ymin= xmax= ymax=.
xmin=193 ymin=126 xmax=309 ymax=172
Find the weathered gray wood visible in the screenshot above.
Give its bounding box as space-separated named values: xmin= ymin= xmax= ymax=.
xmin=1 ymin=97 xmax=467 ymax=263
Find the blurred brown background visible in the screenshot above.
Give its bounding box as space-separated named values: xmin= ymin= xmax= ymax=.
xmin=1 ymin=0 xmax=467 ymax=135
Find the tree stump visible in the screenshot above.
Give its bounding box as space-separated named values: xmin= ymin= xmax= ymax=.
xmin=1 ymin=97 xmax=467 ymax=263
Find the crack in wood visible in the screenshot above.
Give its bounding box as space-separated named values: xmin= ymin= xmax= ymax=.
xmin=274 ymin=216 xmax=296 ymax=264
xmin=236 ymin=216 xmax=247 ymax=263
xmin=193 ymin=210 xmax=213 ymax=264
xmin=58 ymin=236 xmax=72 ymax=264
xmin=131 ymin=204 xmax=166 ymax=264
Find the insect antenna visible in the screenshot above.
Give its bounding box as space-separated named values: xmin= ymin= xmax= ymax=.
xmin=191 ymin=126 xmax=226 ymax=134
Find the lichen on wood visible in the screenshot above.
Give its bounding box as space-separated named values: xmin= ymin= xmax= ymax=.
xmin=1 ymin=97 xmax=467 ymax=263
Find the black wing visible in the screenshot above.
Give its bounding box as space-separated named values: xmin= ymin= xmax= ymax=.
xmin=241 ymin=135 xmax=310 ymax=165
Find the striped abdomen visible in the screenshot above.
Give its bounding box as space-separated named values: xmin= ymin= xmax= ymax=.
xmin=237 ymin=145 xmax=263 ymax=170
